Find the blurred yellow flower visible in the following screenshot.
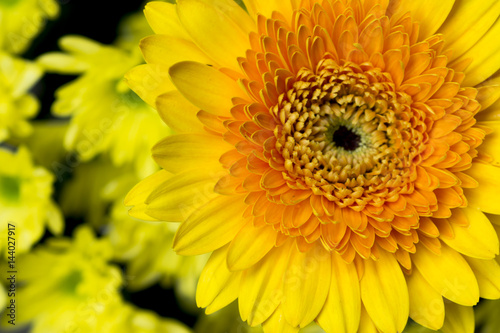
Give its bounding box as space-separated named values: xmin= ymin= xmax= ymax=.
xmin=58 ymin=157 xmax=134 ymax=227
xmin=38 ymin=35 xmax=170 ymax=177
xmin=0 ymin=52 xmax=42 ymax=142
xmin=0 ymin=0 xmax=59 ymax=54
xmin=108 ymin=191 xmax=208 ymax=309
xmin=0 ymin=145 xmax=62 ymax=254
xmin=12 ymin=226 xmax=122 ymax=332
xmin=126 ymin=0 xmax=500 ymax=332
xmin=100 ymin=303 xmax=193 ymax=333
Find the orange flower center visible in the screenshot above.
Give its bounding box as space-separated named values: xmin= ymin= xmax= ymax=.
xmin=211 ymin=1 xmax=485 ymax=267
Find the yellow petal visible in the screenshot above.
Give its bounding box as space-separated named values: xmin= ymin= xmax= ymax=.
xmin=441 ymin=301 xmax=474 ymax=333
xmin=144 ymin=1 xmax=191 ymax=40
xmin=140 ymin=35 xmax=214 ymax=68
xmin=227 ymin=221 xmax=277 ymax=271
xmin=173 ymin=195 xmax=246 ymax=255
xmin=169 ymin=61 xmax=247 ymax=117
xmin=196 ymin=244 xmax=232 ymax=307
xmin=262 ymin=306 xmax=300 ymax=333
xmin=125 ymin=169 xmax=171 ymax=220
xmin=360 ymin=249 xmax=409 ymax=333
xmin=437 ymin=0 xmax=500 ymax=61
xmin=464 ymin=256 xmax=500 ymax=299
xmin=455 ymin=17 xmax=500 ymax=87
xmin=464 ymin=162 xmax=500 ymax=214
xmin=156 ymin=91 xmax=204 ymax=133
xmin=387 ymin=0 xmax=455 ymax=39
xmin=205 ymin=273 xmax=242 ymax=314
xmin=477 ymin=121 xmax=500 ymax=165
xmin=412 ymin=243 xmax=479 ymax=306
xmin=243 ymin=0 xmax=294 ymax=22
xmin=145 ymin=169 xmax=220 ymax=221
xmin=238 ymin=242 xmax=292 ymax=325
xmin=476 ymin=85 xmax=500 ymax=112
xmin=441 ymin=207 xmax=499 ymax=259
xmin=357 ymin=305 xmax=378 ymax=333
xmin=37 ymin=52 xmax=87 ymax=74
xmin=406 ymin=267 xmax=445 ymax=330
xmin=151 ymin=133 xmax=230 ymax=173
xmin=176 ymin=0 xmax=254 ymax=71
xmin=283 ymin=243 xmax=331 ymax=328
xmin=125 ymin=63 xmax=175 ymax=107
xmin=316 ymin=253 xmax=361 ymax=333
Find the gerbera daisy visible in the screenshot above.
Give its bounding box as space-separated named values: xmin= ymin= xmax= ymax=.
xmin=126 ymin=0 xmax=500 ymax=332
xmin=0 ymin=0 xmax=59 ymax=54
xmin=0 ymin=145 xmax=62 ymax=254
xmin=0 ymin=52 xmax=42 ymax=142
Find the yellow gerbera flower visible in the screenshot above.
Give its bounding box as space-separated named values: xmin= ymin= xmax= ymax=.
xmin=13 ymin=226 xmax=122 ymax=332
xmin=38 ymin=35 xmax=169 ymax=177
xmin=0 ymin=52 xmax=42 ymax=142
xmin=126 ymin=1 xmax=500 ymax=332
xmin=0 ymin=0 xmax=59 ymax=54
xmin=0 ymin=145 xmax=62 ymax=254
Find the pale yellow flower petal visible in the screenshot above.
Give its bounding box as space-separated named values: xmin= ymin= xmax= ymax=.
xmin=145 ymin=169 xmax=220 ymax=221
xmin=144 ymin=1 xmax=191 ymax=40
xmin=169 ymin=61 xmax=247 ymax=116
xmin=387 ymin=0 xmax=455 ymax=39
xmin=227 ymin=221 xmax=277 ymax=270
xmin=455 ymin=17 xmax=500 ymax=87
xmin=125 ymin=63 xmax=175 ymax=107
xmin=283 ymin=243 xmax=331 ymax=328
xmin=140 ymin=35 xmax=214 ymax=68
xmin=464 ymin=162 xmax=500 ymax=214
xmin=441 ymin=301 xmax=474 ymax=333
xmin=238 ymin=242 xmax=292 ymax=325
xmin=316 ymin=253 xmax=360 ymax=333
xmin=438 ymin=0 xmax=500 ymax=61
xmin=152 ymin=133 xmax=230 ymax=173
xmin=360 ymin=249 xmax=409 ymax=333
xmin=413 ymin=243 xmax=479 ymax=306
xmin=407 ymin=267 xmax=445 ymax=330
xmin=440 ymin=207 xmax=499 ymax=259
xmin=176 ymin=0 xmax=254 ymax=70
xmin=156 ymin=91 xmax=205 ymax=134
xmin=464 ymin=256 xmax=500 ymax=299
xmin=173 ymin=195 xmax=247 ymax=255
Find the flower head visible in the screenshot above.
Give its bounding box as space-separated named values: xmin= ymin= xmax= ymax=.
xmin=0 ymin=0 xmax=59 ymax=54
xmin=38 ymin=34 xmax=169 ymax=177
xmin=0 ymin=145 xmax=62 ymax=254
xmin=13 ymin=226 xmax=122 ymax=332
xmin=0 ymin=52 xmax=42 ymax=142
xmin=126 ymin=1 xmax=500 ymax=332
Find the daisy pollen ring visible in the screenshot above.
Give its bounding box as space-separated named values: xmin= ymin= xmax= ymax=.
xmin=214 ymin=4 xmax=482 ymax=266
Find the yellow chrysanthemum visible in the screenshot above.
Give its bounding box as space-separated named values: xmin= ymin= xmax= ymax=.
xmin=0 ymin=145 xmax=62 ymax=254
xmin=0 ymin=0 xmax=59 ymax=54
xmin=97 ymin=303 xmax=193 ymax=333
xmin=126 ymin=0 xmax=500 ymax=332
xmin=11 ymin=226 xmax=122 ymax=332
xmin=0 ymin=52 xmax=42 ymax=142
xmin=38 ymin=35 xmax=169 ymax=177
xmin=108 ymin=191 xmax=208 ymax=307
